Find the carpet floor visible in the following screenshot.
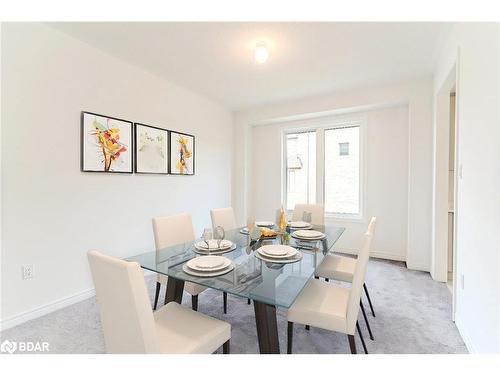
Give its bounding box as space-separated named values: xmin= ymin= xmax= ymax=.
xmin=0 ymin=258 xmax=467 ymax=354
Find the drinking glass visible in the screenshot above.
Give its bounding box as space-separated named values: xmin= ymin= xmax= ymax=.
xmin=214 ymin=226 xmax=225 ymax=249
xmin=302 ymin=211 xmax=312 ymax=224
xmin=202 ymin=228 xmax=213 ymax=255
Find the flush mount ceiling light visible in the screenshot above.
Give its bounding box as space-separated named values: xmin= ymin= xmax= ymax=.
xmin=254 ymin=42 xmax=269 ymax=63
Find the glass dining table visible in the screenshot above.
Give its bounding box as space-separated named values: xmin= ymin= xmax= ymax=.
xmin=126 ymin=224 xmax=345 ymax=354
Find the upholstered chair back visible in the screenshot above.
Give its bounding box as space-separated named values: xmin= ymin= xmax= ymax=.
xmin=152 ymin=213 xmax=196 ymax=250
xmin=367 ymin=216 xmax=377 ymax=236
xmin=292 ymin=203 xmax=325 ymax=226
xmin=345 ymin=231 xmax=373 ymax=334
xmin=87 ymin=250 xmax=160 ymax=354
xmin=210 ymin=207 xmax=237 ymax=231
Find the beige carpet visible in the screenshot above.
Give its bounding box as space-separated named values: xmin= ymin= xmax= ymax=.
xmin=0 ymin=258 xmax=467 ymax=354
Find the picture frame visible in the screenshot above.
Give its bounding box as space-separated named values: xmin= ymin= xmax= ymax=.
xmin=169 ymin=130 xmax=195 ymax=175
xmin=81 ymin=111 xmax=133 ymax=173
xmin=134 ymin=123 xmax=169 ymax=174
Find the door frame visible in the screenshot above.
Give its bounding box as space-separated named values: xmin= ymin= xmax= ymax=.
xmin=431 ymin=54 xmax=460 ymax=320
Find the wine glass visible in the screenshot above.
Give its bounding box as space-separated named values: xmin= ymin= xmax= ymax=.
xmin=246 ymin=217 xmax=255 ymax=233
xmin=302 ymin=211 xmax=312 ymax=224
xmin=214 ymin=226 xmax=225 ymax=249
xmin=202 ymin=228 xmax=213 ymax=255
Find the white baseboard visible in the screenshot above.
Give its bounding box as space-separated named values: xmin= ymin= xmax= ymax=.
xmin=335 ymin=247 xmax=406 ymax=262
xmin=0 ymin=272 xmax=157 ymax=332
xmin=0 ymin=288 xmax=95 ymax=332
xmin=406 ymin=260 xmax=431 ymax=272
xmin=454 ymin=314 xmax=475 ymax=353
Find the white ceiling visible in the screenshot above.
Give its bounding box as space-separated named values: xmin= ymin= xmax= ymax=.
xmin=51 ymin=22 xmax=450 ymax=110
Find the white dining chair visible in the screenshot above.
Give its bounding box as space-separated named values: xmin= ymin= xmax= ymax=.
xmin=292 ymin=203 xmax=325 ymax=226
xmin=152 ymin=213 xmax=209 ymax=312
xmin=287 ymin=229 xmax=374 ymax=354
xmin=88 ymin=250 xmax=231 ymax=354
xmin=210 ymin=207 xmax=237 ymax=231
xmin=315 ymin=217 xmax=377 ymax=339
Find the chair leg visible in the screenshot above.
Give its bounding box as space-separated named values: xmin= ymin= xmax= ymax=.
xmin=364 ymin=283 xmax=375 ymax=317
xmin=247 ymin=298 xmax=251 ymax=305
xmin=325 ymin=278 xmax=329 ymax=282
xmin=356 ymin=321 xmax=368 ymax=354
xmin=223 ymin=292 xmax=228 ymax=314
xmin=191 ymin=295 xmax=198 ymax=311
xmin=223 ymin=340 xmax=230 ymax=354
xmin=305 ymin=325 xmax=310 ymax=330
xmin=153 ymin=282 xmax=161 ymax=310
xmin=287 ymin=322 xmax=293 ymax=354
xmin=360 ymin=301 xmax=374 ymax=340
xmin=314 ymin=276 xmax=319 ymax=279
xmin=347 ymin=334 xmax=356 ymax=354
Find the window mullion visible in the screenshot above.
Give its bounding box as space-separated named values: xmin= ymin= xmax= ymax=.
xmin=316 ymin=128 xmax=325 ymax=205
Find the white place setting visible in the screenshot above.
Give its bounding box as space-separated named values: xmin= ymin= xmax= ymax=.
xmin=255 ymin=221 xmax=275 ymax=228
xmin=193 ymin=239 xmax=236 ymax=255
xmin=291 ymin=229 xmax=326 ymax=241
xmin=287 ymin=220 xmax=313 ymax=230
xmin=254 ymin=244 xmax=303 ymax=264
xmin=182 ymin=255 xmax=235 ymax=277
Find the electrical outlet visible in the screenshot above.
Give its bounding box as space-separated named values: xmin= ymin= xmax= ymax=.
xmin=22 ymin=265 xmax=34 ymax=280
xmin=460 ymin=274 xmax=465 ymax=290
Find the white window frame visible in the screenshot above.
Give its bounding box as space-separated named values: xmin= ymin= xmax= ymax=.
xmin=281 ymin=115 xmax=366 ymax=222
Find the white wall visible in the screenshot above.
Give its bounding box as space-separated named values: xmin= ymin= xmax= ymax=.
xmin=433 ymin=23 xmax=500 ymax=353
xmin=0 ymin=23 xmax=233 ymax=328
xmin=250 ymin=107 xmax=409 ymax=261
xmin=233 ymin=79 xmax=433 ymax=270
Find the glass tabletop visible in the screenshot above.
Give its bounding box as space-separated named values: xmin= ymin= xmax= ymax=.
xmin=126 ymin=224 xmax=345 ymax=309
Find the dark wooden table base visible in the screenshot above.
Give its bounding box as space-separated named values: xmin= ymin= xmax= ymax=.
xmin=253 ymin=300 xmax=280 ymax=354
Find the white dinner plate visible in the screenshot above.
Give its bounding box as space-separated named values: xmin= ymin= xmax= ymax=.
xmin=259 ymin=244 xmax=293 ymax=257
xmin=256 ymin=221 xmax=274 ymax=228
xmin=193 ymin=243 xmax=236 ymax=255
xmin=254 ymin=251 xmax=303 ymax=264
xmin=186 ymin=256 xmax=231 ymax=272
xmin=182 ymin=263 xmax=234 ymax=277
xmin=257 ymin=246 xmax=297 ymax=259
xmin=288 ymin=221 xmax=312 ymax=228
xmin=194 ymin=239 xmax=232 ymax=250
xmin=292 ymin=230 xmax=326 ymax=240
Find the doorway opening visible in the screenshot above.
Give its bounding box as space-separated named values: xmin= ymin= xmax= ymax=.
xmin=431 ymin=62 xmax=459 ymax=320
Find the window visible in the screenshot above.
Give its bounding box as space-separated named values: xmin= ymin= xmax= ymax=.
xmin=285 ymin=131 xmax=316 ymax=210
xmin=339 ymin=142 xmax=349 ymax=156
xmin=325 ymin=126 xmax=360 ymax=215
xmin=283 ymin=121 xmax=363 ymax=219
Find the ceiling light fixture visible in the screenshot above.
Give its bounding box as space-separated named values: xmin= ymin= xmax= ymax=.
xmin=254 ymin=42 xmax=269 ymax=63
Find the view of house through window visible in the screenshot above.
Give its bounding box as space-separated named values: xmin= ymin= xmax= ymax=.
xmin=324 ymin=126 xmax=360 ymax=215
xmin=285 ymin=131 xmax=316 ymax=210
xmin=284 ymin=124 xmax=361 ymax=217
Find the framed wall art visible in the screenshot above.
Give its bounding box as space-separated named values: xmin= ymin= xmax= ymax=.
xmin=81 ymin=111 xmax=133 ymax=173
xmin=169 ymin=131 xmax=195 ymax=175
xmin=134 ymin=123 xmax=169 ymax=174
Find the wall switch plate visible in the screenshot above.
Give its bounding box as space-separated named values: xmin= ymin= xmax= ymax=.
xmin=22 ymin=265 xmax=34 ymax=280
